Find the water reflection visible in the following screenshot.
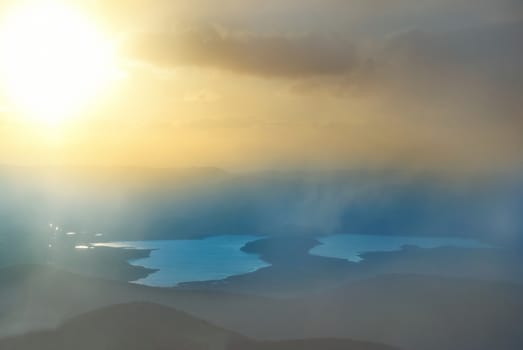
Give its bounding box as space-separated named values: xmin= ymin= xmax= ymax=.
xmin=310 ymin=234 xmax=491 ymax=262
xmin=95 ymin=235 xmax=269 ymax=287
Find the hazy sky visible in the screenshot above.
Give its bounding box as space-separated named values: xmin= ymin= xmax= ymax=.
xmin=0 ymin=0 xmax=521 ymax=175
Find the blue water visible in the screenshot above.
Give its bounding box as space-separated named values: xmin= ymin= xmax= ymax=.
xmin=96 ymin=234 xmax=490 ymax=287
xmin=310 ymin=234 xmax=490 ymax=262
xmin=96 ymin=235 xmax=269 ymax=287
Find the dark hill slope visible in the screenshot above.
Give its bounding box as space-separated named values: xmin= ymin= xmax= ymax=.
xmin=0 ymin=302 xmax=399 ymax=350
xmin=1 ymin=265 xmax=523 ymax=350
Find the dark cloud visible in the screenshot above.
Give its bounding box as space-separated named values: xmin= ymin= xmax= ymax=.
xmin=129 ymin=19 xmax=523 ymax=96
xmin=290 ymin=20 xmax=523 ymax=107
xmin=130 ymin=26 xmax=360 ymax=78
xmin=377 ymin=21 xmax=523 ymax=109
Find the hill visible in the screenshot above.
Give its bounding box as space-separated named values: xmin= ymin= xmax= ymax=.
xmin=0 ymin=265 xmax=522 ymax=350
xmin=0 ymin=302 xmax=398 ymax=350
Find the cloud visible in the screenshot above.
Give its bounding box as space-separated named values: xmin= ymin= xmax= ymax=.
xmin=285 ymin=20 xmax=523 ymax=117
xmin=129 ymin=26 xmax=361 ymax=78
xmin=127 ymin=18 xmax=523 ymax=101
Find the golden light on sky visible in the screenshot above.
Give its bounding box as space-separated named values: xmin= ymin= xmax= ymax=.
xmin=0 ymin=1 xmax=120 ymax=125
xmin=0 ymin=0 xmax=518 ymax=174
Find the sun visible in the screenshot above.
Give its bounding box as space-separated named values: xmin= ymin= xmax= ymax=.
xmin=0 ymin=1 xmax=120 ymax=124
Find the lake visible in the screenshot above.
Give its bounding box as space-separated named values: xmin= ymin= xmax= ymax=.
xmin=309 ymin=234 xmax=490 ymax=262
xmin=96 ymin=234 xmax=489 ymax=287
xmin=95 ymin=235 xmax=269 ymax=287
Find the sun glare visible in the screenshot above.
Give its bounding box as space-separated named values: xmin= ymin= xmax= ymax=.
xmin=0 ymin=1 xmax=120 ymax=124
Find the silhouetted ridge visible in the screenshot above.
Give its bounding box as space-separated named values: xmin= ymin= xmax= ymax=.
xmin=0 ymin=302 xmax=400 ymax=350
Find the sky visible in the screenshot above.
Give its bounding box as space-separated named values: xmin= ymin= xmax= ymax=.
xmin=0 ymin=0 xmax=521 ymax=175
